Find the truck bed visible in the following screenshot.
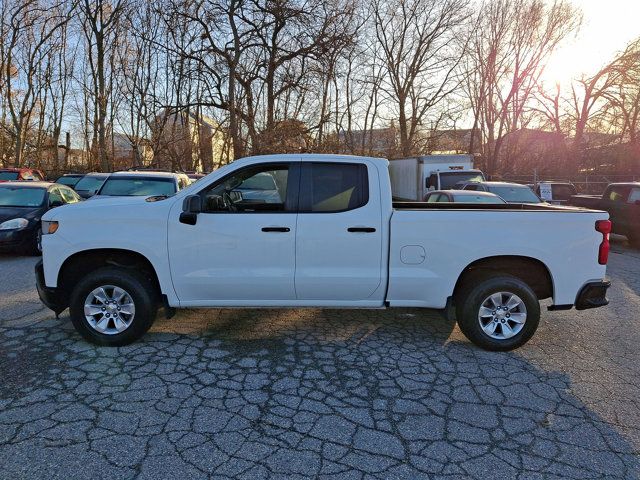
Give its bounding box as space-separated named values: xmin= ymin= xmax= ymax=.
xmin=392 ymin=201 xmax=597 ymax=212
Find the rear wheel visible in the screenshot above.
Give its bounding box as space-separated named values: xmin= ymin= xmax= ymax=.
xmin=456 ymin=275 xmax=540 ymax=351
xmin=69 ymin=267 xmax=158 ymax=346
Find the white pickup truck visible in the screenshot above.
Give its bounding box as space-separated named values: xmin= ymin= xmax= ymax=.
xmin=36 ymin=154 xmax=611 ymax=351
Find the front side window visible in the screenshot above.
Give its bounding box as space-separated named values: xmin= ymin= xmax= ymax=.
xmin=425 ymin=193 xmax=440 ymax=203
xmin=60 ymin=187 xmax=80 ymax=203
xmin=300 ymin=163 xmax=368 ymax=212
xmin=48 ymin=188 xmax=64 ymax=206
xmin=201 ymin=164 xmax=291 ymax=213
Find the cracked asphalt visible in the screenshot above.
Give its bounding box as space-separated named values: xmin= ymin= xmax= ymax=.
xmin=1 ymin=239 xmax=639 ymax=479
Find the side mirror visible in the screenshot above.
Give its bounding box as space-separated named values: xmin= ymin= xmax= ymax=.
xmin=49 ymin=200 xmax=64 ymax=208
xmin=180 ymin=195 xmax=201 ymax=225
xmin=182 ymin=194 xmax=201 ymax=213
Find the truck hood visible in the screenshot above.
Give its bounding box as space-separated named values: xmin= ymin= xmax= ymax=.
xmin=42 ymin=195 xmax=174 ymax=221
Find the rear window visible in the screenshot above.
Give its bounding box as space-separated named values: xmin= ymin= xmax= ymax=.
xmin=488 ymin=185 xmax=541 ymax=203
xmin=300 ymin=163 xmax=368 ymax=212
xmin=452 ymin=194 xmax=504 ymax=204
xmin=551 ymin=184 xmax=576 ymax=200
xmin=99 ymin=177 xmax=176 ymax=196
xmin=0 ymin=172 xmax=19 ymax=181
xmin=0 ymin=187 xmax=45 ymax=207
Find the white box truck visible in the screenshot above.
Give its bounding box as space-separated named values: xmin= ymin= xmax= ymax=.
xmin=389 ymin=154 xmax=485 ymax=201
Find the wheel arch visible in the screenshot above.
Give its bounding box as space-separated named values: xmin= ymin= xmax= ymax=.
xmin=57 ymin=248 xmax=163 ymax=303
xmin=452 ymin=255 xmax=554 ymax=303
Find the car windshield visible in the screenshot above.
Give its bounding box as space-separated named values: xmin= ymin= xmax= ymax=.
xmin=0 ymin=171 xmax=19 ymax=181
xmin=452 ymin=194 xmax=504 ymax=204
xmin=488 ymin=185 xmax=541 ymax=203
xmin=99 ymin=177 xmax=176 ymax=196
xmin=56 ymin=176 xmax=81 ymax=187
xmin=440 ymin=172 xmax=485 ymax=189
xmin=75 ymin=175 xmax=106 ymax=192
xmin=0 ymin=186 xmax=45 ymax=207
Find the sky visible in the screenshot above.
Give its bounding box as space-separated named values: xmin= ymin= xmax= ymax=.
xmin=541 ymin=0 xmax=640 ymax=85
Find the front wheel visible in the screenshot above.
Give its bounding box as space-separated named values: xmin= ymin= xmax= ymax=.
xmin=456 ymin=275 xmax=540 ymax=351
xmin=69 ymin=267 xmax=158 ymax=346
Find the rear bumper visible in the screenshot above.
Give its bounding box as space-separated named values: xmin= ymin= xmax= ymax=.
xmin=575 ymin=280 xmax=611 ymax=310
xmin=35 ymin=260 xmax=67 ymax=315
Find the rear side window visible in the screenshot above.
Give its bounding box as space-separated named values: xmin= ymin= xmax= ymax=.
xmin=628 ymin=188 xmax=640 ymax=204
xmin=300 ymin=163 xmax=368 ymax=212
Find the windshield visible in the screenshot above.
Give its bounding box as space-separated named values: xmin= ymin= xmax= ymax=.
xmin=56 ymin=176 xmax=81 ymax=187
xmin=439 ymin=172 xmax=485 ymax=189
xmin=0 ymin=172 xmax=19 ymax=181
xmin=99 ymin=177 xmax=176 ymax=196
xmin=0 ymin=186 xmax=45 ymax=207
xmin=75 ymin=175 xmax=106 ymax=192
xmin=452 ymin=194 xmax=504 ymax=204
xmin=488 ymin=185 xmax=541 ymax=203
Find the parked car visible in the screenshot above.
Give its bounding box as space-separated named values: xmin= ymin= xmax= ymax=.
xmin=461 ymin=181 xmax=543 ymax=204
xmin=92 ymin=171 xmax=190 ymax=198
xmin=55 ymin=173 xmax=85 ymax=188
xmin=424 ymin=190 xmax=506 ymax=204
xmin=73 ymin=173 xmax=110 ymax=199
xmin=531 ymin=181 xmax=577 ymax=205
xmin=0 ymin=168 xmax=45 ymax=182
xmin=0 ymin=182 xmax=81 ymax=254
xmin=569 ymin=182 xmax=640 ymax=246
xmin=186 ymin=172 xmax=206 ymax=183
xmin=37 ymin=154 xmax=611 ymax=351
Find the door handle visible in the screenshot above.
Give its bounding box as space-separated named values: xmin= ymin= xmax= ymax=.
xmin=262 ymin=227 xmax=290 ymax=232
xmin=347 ymin=227 xmax=376 ymax=233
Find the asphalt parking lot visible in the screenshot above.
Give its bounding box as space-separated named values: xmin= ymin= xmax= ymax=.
xmin=1 ymin=240 xmax=639 ymax=479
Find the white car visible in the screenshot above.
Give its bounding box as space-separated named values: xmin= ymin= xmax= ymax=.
xmin=36 ymin=154 xmax=611 ymax=351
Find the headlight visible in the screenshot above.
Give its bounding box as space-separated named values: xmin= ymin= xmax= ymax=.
xmin=42 ymin=220 xmax=59 ymax=234
xmin=0 ymin=218 xmax=29 ymax=230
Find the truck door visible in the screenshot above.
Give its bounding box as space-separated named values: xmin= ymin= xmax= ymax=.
xmin=167 ymin=162 xmax=300 ymax=304
xmin=295 ymin=161 xmax=384 ymax=301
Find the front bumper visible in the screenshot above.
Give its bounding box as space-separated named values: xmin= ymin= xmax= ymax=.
xmin=0 ymin=228 xmax=32 ymax=251
xmin=575 ymin=280 xmax=611 ymax=310
xmin=35 ymin=260 xmax=67 ymax=315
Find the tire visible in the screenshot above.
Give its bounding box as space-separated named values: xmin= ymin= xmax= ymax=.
xmin=20 ymin=228 xmax=41 ymax=256
xmin=455 ymin=274 xmax=540 ymax=351
xmin=68 ymin=266 xmax=158 ymax=346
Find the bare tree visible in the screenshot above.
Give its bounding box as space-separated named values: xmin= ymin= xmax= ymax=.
xmin=79 ymin=0 xmax=127 ymax=171
xmin=464 ymin=0 xmax=581 ymax=174
xmin=372 ymin=0 xmax=471 ymax=157
xmin=0 ymin=0 xmax=75 ymax=167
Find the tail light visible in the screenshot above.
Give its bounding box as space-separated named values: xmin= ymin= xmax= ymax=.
xmin=595 ymin=220 xmax=611 ymax=265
